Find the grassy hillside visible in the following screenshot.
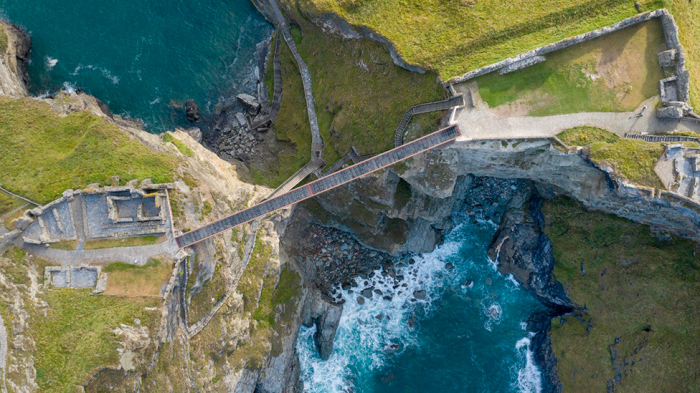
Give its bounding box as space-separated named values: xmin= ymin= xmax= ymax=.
xmin=293 ymin=1 xmax=699 ymax=108
xmin=254 ymin=13 xmax=444 ymax=187
xmin=0 ymin=96 xmax=176 ymax=204
xmin=0 ymin=247 xmax=160 ymax=392
xmin=543 ymin=198 xmax=700 ymax=392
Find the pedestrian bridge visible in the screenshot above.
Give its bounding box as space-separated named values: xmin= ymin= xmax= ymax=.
xmin=175 ymin=125 xmax=462 ymax=248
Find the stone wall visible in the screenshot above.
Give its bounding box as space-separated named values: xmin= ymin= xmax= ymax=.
xmin=447 ymin=9 xmax=668 ymax=85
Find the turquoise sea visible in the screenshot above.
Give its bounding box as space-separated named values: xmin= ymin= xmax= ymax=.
xmin=0 ymin=0 xmax=272 ymax=132
xmin=298 ymin=220 xmax=547 ymax=393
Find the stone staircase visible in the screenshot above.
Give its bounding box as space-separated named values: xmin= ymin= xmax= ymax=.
xmin=624 ymin=133 xmax=699 ymax=143
xmin=394 ymin=95 xmax=465 ymax=147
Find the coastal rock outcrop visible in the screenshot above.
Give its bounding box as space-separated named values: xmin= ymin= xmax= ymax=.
xmin=488 ymin=192 xmax=572 ymax=310
xmin=0 ymin=21 xmax=30 ymax=97
xmin=185 ymin=99 xmax=200 ymax=122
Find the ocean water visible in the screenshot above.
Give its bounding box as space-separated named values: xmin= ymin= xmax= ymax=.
xmin=298 ymin=221 xmax=547 ymax=393
xmin=0 ymin=0 xmax=272 ymax=132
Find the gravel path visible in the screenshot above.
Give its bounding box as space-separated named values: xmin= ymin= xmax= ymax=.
xmin=18 ymin=236 xmax=179 ymax=266
xmin=454 ymin=92 xmax=700 ymax=141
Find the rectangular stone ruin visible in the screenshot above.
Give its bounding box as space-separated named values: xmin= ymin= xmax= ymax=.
xmin=660 ymin=76 xmax=679 ymax=102
xmin=658 ymin=49 xmax=677 ymax=67
xmin=44 ymin=265 xmax=104 ymax=292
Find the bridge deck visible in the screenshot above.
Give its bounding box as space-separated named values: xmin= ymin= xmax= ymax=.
xmin=175 ymin=125 xmax=461 ymax=248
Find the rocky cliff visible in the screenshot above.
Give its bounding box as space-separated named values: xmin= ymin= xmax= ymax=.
xmin=0 ymin=21 xmax=30 ymax=98
xmin=306 ymin=139 xmax=700 ymax=258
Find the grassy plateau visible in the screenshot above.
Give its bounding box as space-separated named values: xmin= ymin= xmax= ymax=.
xmin=557 ymin=127 xmax=664 ymax=188
xmin=543 ymin=198 xmax=700 ymax=392
xmin=476 ymin=20 xmax=665 ymax=116
xmin=0 ymin=97 xmax=175 ymax=204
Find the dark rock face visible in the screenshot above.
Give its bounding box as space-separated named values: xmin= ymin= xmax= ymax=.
xmin=488 ymin=190 xmax=574 ymax=393
xmin=488 ymin=193 xmax=571 ymax=310
xmin=530 ymin=313 xmax=564 ymax=393
xmin=300 ymin=291 xmax=343 ymax=361
xmin=185 ymin=99 xmax=200 ymax=122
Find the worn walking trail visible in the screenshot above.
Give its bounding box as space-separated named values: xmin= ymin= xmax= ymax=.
xmin=453 ymin=85 xmax=700 ymax=141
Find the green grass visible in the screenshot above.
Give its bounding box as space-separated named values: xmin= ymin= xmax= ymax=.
xmin=293 ymin=0 xmax=667 ymax=81
xmin=0 ymin=191 xmax=24 ymax=216
xmin=543 ymin=198 xmax=700 ymax=392
xmin=589 ymin=138 xmax=664 ymax=188
xmin=0 ymin=97 xmax=176 ymax=204
xmin=476 ymin=19 xmax=665 ymax=116
xmin=0 ymin=247 xmax=159 ymax=392
xmin=48 ymin=239 xmax=78 ymax=251
xmin=252 ymin=15 xmax=444 ymax=187
xmin=556 ymin=127 xmax=664 ymax=188
xmin=103 ymin=258 xmax=173 ymax=297
xmin=83 ymin=235 xmax=159 ymax=250
xmin=557 ymin=126 xmax=620 ymax=146
xmin=163 ymin=132 xmax=194 ymax=157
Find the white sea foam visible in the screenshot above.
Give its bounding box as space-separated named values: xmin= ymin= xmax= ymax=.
xmin=62 ymin=82 xmax=77 ymax=94
xmin=71 ymin=64 xmax=120 ymax=84
xmin=45 ymin=56 xmax=58 ymax=70
xmin=514 ymin=334 xmax=542 ymax=393
xmin=298 ymin=236 xmax=463 ymax=392
xmin=506 ymin=274 xmax=521 ymax=288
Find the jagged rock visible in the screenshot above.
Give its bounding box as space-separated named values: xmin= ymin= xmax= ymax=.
xmin=175 ymin=127 xmax=201 ymax=143
xmin=413 ymin=290 xmax=426 ymax=300
xmin=237 ymin=93 xmax=260 ymax=114
xmin=301 ymin=291 xmax=343 ymax=360
xmin=235 ymin=112 xmax=248 ymax=127
xmin=488 ymin=193 xmax=572 ymax=310
xmin=0 ymin=21 xmax=31 ymax=97
xmin=184 ymin=99 xmax=199 ymax=122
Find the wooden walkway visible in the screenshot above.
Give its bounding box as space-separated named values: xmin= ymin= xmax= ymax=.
xmin=175 ymin=125 xmax=461 ymax=248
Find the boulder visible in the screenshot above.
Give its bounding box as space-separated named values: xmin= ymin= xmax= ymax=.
xmin=413 ymin=290 xmax=426 ymax=300
xmin=185 ymin=99 xmax=199 ymax=122
xmin=237 ymin=93 xmax=260 ymax=114
xmin=235 ymin=112 xmax=248 ymax=127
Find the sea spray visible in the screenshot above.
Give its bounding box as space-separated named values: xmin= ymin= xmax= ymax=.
xmin=298 ymin=221 xmax=547 ymax=393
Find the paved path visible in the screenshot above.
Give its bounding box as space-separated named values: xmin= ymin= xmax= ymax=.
xmin=17 ymin=235 xmax=179 ymax=266
xmin=176 ymin=125 xmax=461 ymax=248
xmin=453 ymin=91 xmax=700 ymax=141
